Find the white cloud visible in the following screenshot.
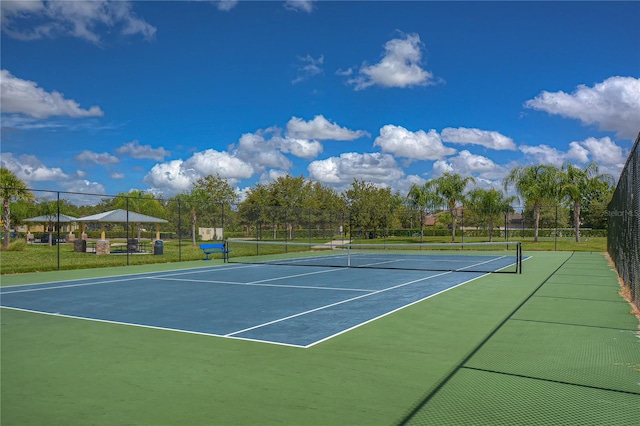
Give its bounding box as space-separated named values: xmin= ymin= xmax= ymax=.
xmin=60 ymin=179 xmax=107 ymax=205
xmin=0 ymin=152 xmax=69 ymax=183
xmin=216 ymin=1 xmax=238 ymax=12
xmin=525 ymin=76 xmax=640 ymax=139
xmin=280 ymin=138 xmax=323 ymax=159
xmin=575 ymin=137 xmax=626 ymax=167
xmin=116 ymin=140 xmax=170 ymax=161
xmin=259 ymin=169 xmax=289 ymax=184
xmin=335 ymin=68 xmax=353 ymax=77
xmin=292 ymin=55 xmax=323 ymax=84
xmin=433 ymin=150 xmax=503 ymax=177
xmin=441 ymin=127 xmax=517 ymax=150
xmin=144 ymin=149 xmax=254 ymax=195
xmin=185 ymin=149 xmax=254 ymax=178
xmin=567 ymin=141 xmax=590 ymax=163
xmin=234 ymin=132 xmax=293 ymax=171
xmin=286 ymin=115 xmax=369 ymax=140
xmin=348 ymin=33 xmax=437 ymax=90
xmin=569 ymin=137 xmax=627 ymax=180
xmin=373 ymin=125 xmax=456 ymax=161
xmin=1 ymin=69 xmax=104 ymax=119
xmin=110 ymin=172 xmax=125 ymax=179
xmin=1 ymin=0 xmax=156 ymax=43
xmin=521 ymin=136 xmax=626 ymax=173
xmin=519 ymin=144 xmax=566 ymax=167
xmin=284 ymin=0 xmax=314 ymax=13
xmin=74 ymin=150 xmax=120 ymax=166
xmin=308 ymin=152 xmax=404 ymax=186
xmin=144 ymin=160 xmax=197 ymax=193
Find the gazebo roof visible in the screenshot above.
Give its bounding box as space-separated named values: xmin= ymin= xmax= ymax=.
xmin=77 ymin=209 xmax=168 ymax=223
xmin=24 ymin=213 xmax=79 ymax=223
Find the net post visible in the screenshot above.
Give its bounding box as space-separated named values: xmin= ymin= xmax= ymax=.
xmin=518 ymin=242 xmax=522 ymax=274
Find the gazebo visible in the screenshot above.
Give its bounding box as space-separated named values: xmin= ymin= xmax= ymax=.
xmin=23 ymin=213 xmax=79 ymax=243
xmin=76 ymin=209 xmax=169 ymax=241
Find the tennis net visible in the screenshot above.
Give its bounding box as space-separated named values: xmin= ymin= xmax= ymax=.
xmin=226 ymin=240 xmax=522 ymax=273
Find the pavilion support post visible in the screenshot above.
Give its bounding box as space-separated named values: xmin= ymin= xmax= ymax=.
xmin=100 ymin=224 xmax=106 ymax=241
xmin=155 ymin=223 xmax=160 ymax=241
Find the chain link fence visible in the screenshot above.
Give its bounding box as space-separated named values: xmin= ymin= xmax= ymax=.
xmin=1 ymin=187 xmax=609 ymax=273
xmin=607 ymin=132 xmax=640 ymax=308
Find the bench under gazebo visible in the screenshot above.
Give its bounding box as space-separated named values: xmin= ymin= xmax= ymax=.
xmin=23 ymin=213 xmax=79 ymax=244
xmin=76 ymin=209 xmax=169 ymax=255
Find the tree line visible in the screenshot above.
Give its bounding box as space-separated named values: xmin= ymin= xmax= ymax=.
xmin=1 ymin=161 xmax=615 ymax=249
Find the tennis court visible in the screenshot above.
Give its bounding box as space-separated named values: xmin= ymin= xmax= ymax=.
xmin=1 ymin=261 xmax=497 ymax=348
xmin=1 ymin=250 xmax=639 ymax=425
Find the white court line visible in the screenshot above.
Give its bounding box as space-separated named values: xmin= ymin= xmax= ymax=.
xmin=0 ymin=275 xmax=152 ymax=294
xmin=152 ymin=276 xmax=372 ymax=293
xmin=153 ymin=265 xmax=373 ymax=292
xmin=0 ymin=262 xmax=254 ymax=290
xmin=225 ymin=270 xmax=452 ymax=337
xmin=0 ymin=306 xmax=307 ymax=349
xmin=456 ymin=255 xmax=507 ymax=271
xmin=0 ymin=263 xmax=282 ymax=295
xmin=306 ymin=273 xmax=487 ymax=348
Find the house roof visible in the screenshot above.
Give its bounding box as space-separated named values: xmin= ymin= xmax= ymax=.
xmin=76 ymin=209 xmax=168 ymax=223
xmin=24 ymin=214 xmax=79 ymax=223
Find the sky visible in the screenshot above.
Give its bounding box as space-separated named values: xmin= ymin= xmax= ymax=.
xmin=1 ymin=0 xmax=639 ymax=205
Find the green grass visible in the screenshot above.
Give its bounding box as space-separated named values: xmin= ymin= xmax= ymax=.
xmin=351 ymin=236 xmax=608 ymax=252
xmin=0 ymin=240 xmax=215 ymax=275
xmin=0 ymin=236 xmax=608 ymax=275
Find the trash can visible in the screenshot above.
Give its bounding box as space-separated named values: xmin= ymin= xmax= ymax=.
xmin=74 ymin=239 xmax=87 ymax=253
xmin=153 ymin=240 xmax=164 ymax=255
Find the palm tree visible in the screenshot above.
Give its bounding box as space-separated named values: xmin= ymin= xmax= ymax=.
xmin=561 ymin=161 xmax=614 ymax=242
xmin=433 ymin=173 xmax=475 ymax=242
xmin=466 ymin=188 xmax=518 ymax=242
xmin=0 ymin=168 xmax=33 ymax=249
xmin=503 ymin=164 xmax=562 ymax=242
xmin=406 ymin=181 xmax=441 ymax=242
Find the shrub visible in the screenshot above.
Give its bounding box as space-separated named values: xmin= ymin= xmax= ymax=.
xmin=5 ymin=240 xmax=27 ymax=251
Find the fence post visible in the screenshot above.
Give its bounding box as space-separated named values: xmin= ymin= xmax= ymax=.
xmin=57 ymin=191 xmax=61 ymax=271
xmin=461 ymin=207 xmax=464 ymax=244
xmin=554 ymin=204 xmax=558 ymax=251
xmin=126 ymin=197 xmax=130 ymax=265
xmin=178 ymin=199 xmax=182 ymax=262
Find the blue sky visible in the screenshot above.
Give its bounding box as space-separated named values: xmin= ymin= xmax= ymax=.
xmin=1 ymin=0 xmax=639 ymax=204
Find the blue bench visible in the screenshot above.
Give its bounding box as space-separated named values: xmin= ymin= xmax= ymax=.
xmin=199 ymin=243 xmax=231 ymax=262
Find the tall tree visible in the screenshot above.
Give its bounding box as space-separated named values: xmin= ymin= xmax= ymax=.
xmin=0 ymin=168 xmax=33 ymax=249
xmin=466 ymin=188 xmax=517 ymax=242
xmin=193 ymin=174 xmax=238 ymax=206
xmin=561 ymin=161 xmax=614 ymax=242
xmin=112 ymin=190 xmax=167 ymax=240
xmin=433 ymin=173 xmax=475 ymax=242
xmin=239 ymin=175 xmax=348 ymax=240
xmin=239 ymin=183 xmax=271 ymax=238
xmin=192 ymin=174 xmax=238 ymax=238
xmin=504 ymin=164 xmax=562 ymax=242
xmin=344 ymin=179 xmax=400 ymax=239
xmin=406 ymin=181 xmax=441 ymax=242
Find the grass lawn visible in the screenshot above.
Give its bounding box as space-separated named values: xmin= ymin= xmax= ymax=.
xmin=0 ymin=236 xmax=608 ymax=275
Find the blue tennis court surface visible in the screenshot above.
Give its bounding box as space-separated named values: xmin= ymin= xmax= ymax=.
xmin=1 ymin=264 xmax=490 ymax=347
